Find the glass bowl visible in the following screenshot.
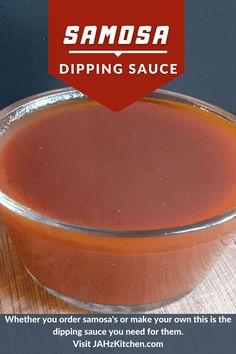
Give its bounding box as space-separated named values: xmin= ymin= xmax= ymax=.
xmin=0 ymin=88 xmax=235 ymax=313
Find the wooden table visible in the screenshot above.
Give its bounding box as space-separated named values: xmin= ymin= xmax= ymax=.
xmin=0 ymin=225 xmax=235 ymax=314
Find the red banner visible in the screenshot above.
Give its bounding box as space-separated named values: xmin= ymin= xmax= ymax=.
xmin=48 ymin=0 xmax=184 ymax=111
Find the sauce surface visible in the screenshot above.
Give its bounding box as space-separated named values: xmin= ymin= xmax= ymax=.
xmin=0 ymin=98 xmax=236 ymax=230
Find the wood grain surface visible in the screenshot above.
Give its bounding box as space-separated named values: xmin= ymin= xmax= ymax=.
xmin=0 ymin=225 xmax=235 ymax=314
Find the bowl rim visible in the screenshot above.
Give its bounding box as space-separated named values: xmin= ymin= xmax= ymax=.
xmin=0 ymin=87 xmax=236 ymax=237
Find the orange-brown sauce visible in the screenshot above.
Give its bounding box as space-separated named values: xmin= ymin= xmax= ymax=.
xmin=0 ymin=99 xmax=236 ymax=230
xmin=1 ymin=98 xmax=236 ymax=306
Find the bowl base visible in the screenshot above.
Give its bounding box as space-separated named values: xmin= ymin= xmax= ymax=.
xmin=25 ymin=267 xmax=192 ymax=313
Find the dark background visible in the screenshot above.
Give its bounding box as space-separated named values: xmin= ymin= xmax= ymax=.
xmin=1 ymin=315 xmax=236 ymax=354
xmin=0 ymin=0 xmax=235 ymax=112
